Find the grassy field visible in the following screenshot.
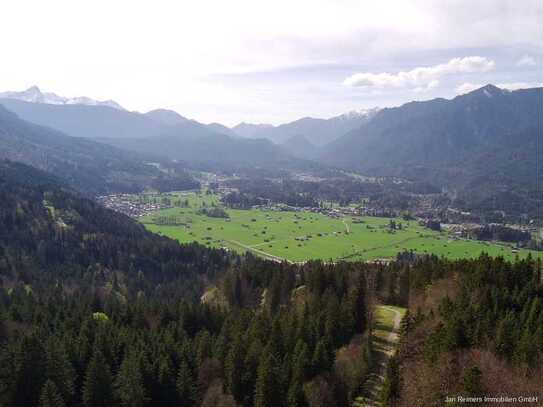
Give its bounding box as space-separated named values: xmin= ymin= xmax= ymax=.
xmin=140 ymin=191 xmax=543 ymax=263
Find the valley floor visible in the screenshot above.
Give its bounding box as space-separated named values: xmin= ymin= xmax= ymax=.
xmin=138 ymin=192 xmax=542 ymax=263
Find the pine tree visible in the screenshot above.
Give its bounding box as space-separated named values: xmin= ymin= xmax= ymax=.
xmin=39 ymin=380 xmax=66 ymax=407
xmin=82 ymin=349 xmax=114 ymax=407
xmin=241 ymin=338 xmax=263 ymax=406
xmin=351 ymin=275 xmax=367 ymax=333
xmin=13 ymin=334 xmax=46 ymax=407
xmin=44 ymin=338 xmax=75 ymax=405
xmin=155 ymin=355 xmax=177 ymax=405
xmin=494 ymin=313 xmax=516 ymax=359
xmin=0 ymin=346 xmax=15 ymax=406
xmin=311 ymin=340 xmax=331 ymax=374
xmin=176 ymin=360 xmax=196 ymax=407
xmin=254 ymin=351 xmax=279 ymax=407
xmin=291 ymin=341 xmax=310 ymax=383
xmin=224 ymin=336 xmax=245 ymax=403
xmin=287 ymin=379 xmax=305 ymax=407
xmin=115 ymin=352 xmax=149 ymax=407
xmin=399 ymin=310 xmax=411 ymax=338
xmin=324 ymin=293 xmax=340 ymax=347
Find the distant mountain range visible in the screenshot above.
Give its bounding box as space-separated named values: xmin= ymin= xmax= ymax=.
xmin=0 ymin=86 xmax=124 ymax=110
xmin=321 ymin=84 xmax=543 ymax=215
xmin=0 ymin=86 xmax=379 ymax=150
xmin=232 ymin=108 xmax=380 ymax=147
xmin=0 ymin=89 xmax=310 ymax=169
xmin=280 ymin=134 xmax=321 ymax=160
xmin=100 ymin=132 xmax=301 ymax=171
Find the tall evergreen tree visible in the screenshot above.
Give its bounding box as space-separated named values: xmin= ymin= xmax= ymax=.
xmin=39 ymin=380 xmax=66 ymax=407
xmin=45 ymin=338 xmax=75 ymax=405
xmin=115 ymin=352 xmax=149 ymax=407
xmin=82 ymin=349 xmax=114 ymax=407
xmin=224 ymin=336 xmax=245 ymax=403
xmin=176 ymin=360 xmax=196 ymax=407
xmin=13 ymin=334 xmax=46 ymax=407
xmin=311 ymin=340 xmax=331 ymax=375
xmin=287 ymin=379 xmax=305 ymax=407
xmin=254 ymin=351 xmax=279 ymax=407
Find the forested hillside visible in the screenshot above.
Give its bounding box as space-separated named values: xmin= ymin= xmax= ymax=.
xmin=0 ymin=161 xmax=378 ymax=407
xmin=384 ymin=254 xmax=543 ymax=405
xmin=0 ymin=106 xmax=199 ymax=195
xmin=323 ymin=85 xmax=543 ymax=217
xmin=0 ymin=160 xmax=225 ymax=294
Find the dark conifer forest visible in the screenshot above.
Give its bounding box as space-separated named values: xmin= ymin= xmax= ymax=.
xmin=0 ymin=160 xmax=542 ymax=406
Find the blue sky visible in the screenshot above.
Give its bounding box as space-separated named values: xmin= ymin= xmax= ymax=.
xmin=0 ymin=0 xmax=542 ymax=125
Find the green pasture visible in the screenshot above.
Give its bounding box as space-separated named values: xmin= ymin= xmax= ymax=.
xmin=139 ymin=192 xmax=543 ymax=263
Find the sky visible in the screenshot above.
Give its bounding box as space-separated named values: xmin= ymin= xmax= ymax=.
xmin=0 ymin=0 xmax=542 ymax=126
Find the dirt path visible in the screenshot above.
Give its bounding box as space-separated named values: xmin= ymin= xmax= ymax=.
xmin=338 ymin=235 xmax=421 ymax=261
xmin=353 ymin=306 xmax=404 ymax=407
xmin=343 ymin=218 xmax=351 ymax=234
xmin=226 ymin=240 xmax=289 ymax=263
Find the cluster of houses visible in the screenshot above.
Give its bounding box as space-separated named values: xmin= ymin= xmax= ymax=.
xmin=252 ymin=203 xmax=363 ymax=219
xmin=96 ymin=194 xmax=171 ymax=218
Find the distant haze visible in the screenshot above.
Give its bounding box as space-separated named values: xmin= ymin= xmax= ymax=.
xmin=1 ymin=0 xmax=542 ymax=125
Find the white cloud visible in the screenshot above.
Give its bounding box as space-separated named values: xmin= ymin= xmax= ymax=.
xmin=516 ymin=55 xmax=537 ymax=67
xmin=343 ymin=57 xmax=495 ymax=90
xmin=455 ymin=81 xmax=543 ymax=94
xmin=413 ymin=79 xmax=440 ymax=93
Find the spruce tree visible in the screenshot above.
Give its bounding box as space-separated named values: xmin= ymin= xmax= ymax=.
xmin=115 ymin=352 xmax=149 ymax=407
xmin=45 ymin=338 xmax=75 ymax=405
xmin=82 ymin=349 xmax=114 ymax=407
xmin=254 ymin=351 xmax=279 ymax=407
xmin=224 ymin=337 xmax=245 ymax=403
xmin=291 ymin=340 xmax=310 ymax=383
xmin=176 ymin=360 xmax=196 ymax=407
xmin=39 ymin=380 xmax=66 ymax=407
xmin=155 ymin=355 xmax=177 ymax=405
xmin=287 ymin=379 xmax=305 ymax=407
xmin=311 ymin=340 xmax=331 ymax=374
xmin=13 ymin=334 xmax=46 ymax=407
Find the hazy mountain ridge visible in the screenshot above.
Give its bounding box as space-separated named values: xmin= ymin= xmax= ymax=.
xmin=0 ymin=98 xmax=307 ymax=171
xmin=145 ymin=108 xmax=191 ymax=126
xmin=280 ymin=133 xmax=320 ymax=159
xmin=0 ymin=105 xmax=198 ymax=195
xmin=231 ymin=108 xmax=379 ymax=146
xmin=0 ymin=85 xmax=124 ymax=110
xmin=99 ymin=131 xmax=301 ymax=170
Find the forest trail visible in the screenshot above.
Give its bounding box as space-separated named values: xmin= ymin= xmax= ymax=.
xmin=353 ymin=305 xmax=405 ymax=407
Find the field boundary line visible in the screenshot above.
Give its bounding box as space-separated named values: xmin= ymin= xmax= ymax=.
xmin=226 ymin=240 xmax=291 ymax=263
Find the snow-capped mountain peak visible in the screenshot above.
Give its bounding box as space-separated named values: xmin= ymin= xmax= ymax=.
xmin=337 ymin=107 xmax=380 ymax=120
xmin=0 ymin=86 xmax=125 ymax=110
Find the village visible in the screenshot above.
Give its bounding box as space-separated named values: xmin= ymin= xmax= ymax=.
xmin=96 ymin=194 xmax=171 ymax=218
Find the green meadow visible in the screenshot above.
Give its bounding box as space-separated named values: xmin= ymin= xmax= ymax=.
xmin=139 ymin=192 xmax=543 ymax=263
